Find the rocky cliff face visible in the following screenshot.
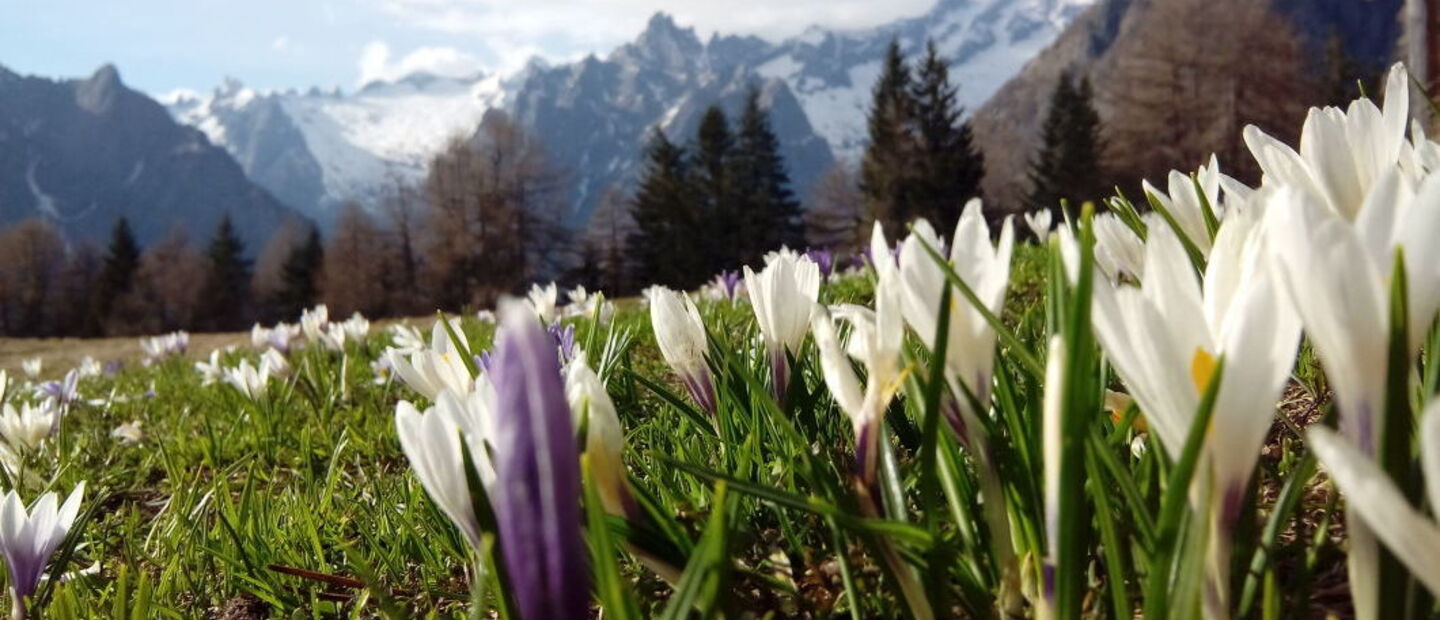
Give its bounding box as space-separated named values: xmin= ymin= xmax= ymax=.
xmin=0 ymin=64 xmax=302 ymax=247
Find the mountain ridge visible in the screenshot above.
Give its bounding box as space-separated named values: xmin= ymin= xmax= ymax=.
xmin=166 ymin=0 xmax=1093 ymax=227
xmin=0 ymin=64 xmax=303 ymax=248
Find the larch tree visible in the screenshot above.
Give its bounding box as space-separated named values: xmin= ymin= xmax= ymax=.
xmin=1102 ymin=0 xmax=1310 ymax=186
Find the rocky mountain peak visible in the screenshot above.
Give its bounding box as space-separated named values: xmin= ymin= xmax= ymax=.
xmin=618 ymin=12 xmax=705 ymax=74
xmin=75 ymin=63 xmax=123 ymax=115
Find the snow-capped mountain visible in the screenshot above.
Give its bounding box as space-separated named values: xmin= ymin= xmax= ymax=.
xmin=164 ymin=72 xmax=506 ymax=221
xmin=754 ymin=0 xmax=1090 ymax=162
xmin=167 ymin=0 xmax=1092 ymax=227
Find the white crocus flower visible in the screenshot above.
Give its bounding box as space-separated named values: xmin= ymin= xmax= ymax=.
xmin=259 ymin=348 xmax=290 ymax=378
xmin=566 ymin=285 xmax=590 ymax=308
xmin=250 ymin=323 xmax=272 ymax=349
xmin=527 ymin=282 xmax=559 ymax=324
xmin=1024 ymin=210 xmax=1053 ymax=242
xmin=0 ymin=401 xmax=59 ymax=454
xmin=1141 ymin=155 xmax=1233 ymax=254
xmin=897 ymin=200 xmax=1019 ymax=609
xmin=20 ymin=359 xmax=40 ymax=381
xmin=744 ymin=250 xmax=821 ymax=401
xmin=0 ymin=482 xmax=85 ymax=619
xmin=299 ymin=305 xmax=330 ymax=344
xmin=1264 ymin=172 xmax=1440 ymax=620
xmin=389 ymin=324 xmax=426 ymax=355
xmin=1092 ymin=213 xmax=1145 ymax=282
xmin=812 ymin=224 xmax=905 ymax=482
xmin=195 ymin=350 xmax=224 ymax=386
xmin=223 ymin=360 xmax=271 ymax=402
xmin=1308 ymin=400 xmax=1440 ymax=600
xmin=110 ymin=420 xmax=143 ymax=444
xmin=647 ymin=287 xmax=715 ymax=415
xmin=1092 ymin=211 xmax=1301 ymax=618
xmin=1266 ymin=173 xmax=1440 ymax=457
xmin=74 ymin=357 xmax=101 ymax=379
xmin=340 ymin=313 xmax=370 ymax=341
xmin=564 ymin=358 xmax=633 ymax=518
xmin=897 ymin=199 xmax=1014 ymax=438
xmin=1244 ymin=63 xmax=1410 ymax=221
xmin=394 ymin=384 xmax=495 ymax=550
xmin=386 ymin=320 xmax=475 ymax=401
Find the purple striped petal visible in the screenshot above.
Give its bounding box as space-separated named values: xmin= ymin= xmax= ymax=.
xmin=490 ymin=305 xmax=588 ymax=619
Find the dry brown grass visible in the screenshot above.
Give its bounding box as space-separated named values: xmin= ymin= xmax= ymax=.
xmin=0 ymin=316 xmax=438 ymax=379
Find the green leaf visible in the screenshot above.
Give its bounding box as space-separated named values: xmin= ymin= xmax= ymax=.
xmin=583 ymin=459 xmax=641 ymax=620
xmin=658 ymin=482 xmax=735 ymax=620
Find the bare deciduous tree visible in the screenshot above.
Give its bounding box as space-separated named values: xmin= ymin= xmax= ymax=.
xmin=423 ymin=111 xmax=568 ymax=308
xmin=0 ymin=219 xmax=68 ymax=335
xmin=805 ymin=163 xmax=868 ymax=254
xmin=129 ymin=227 xmax=207 ymax=333
xmin=321 ymin=203 xmax=392 ymax=318
xmin=1102 ymin=0 xmax=1311 ymax=186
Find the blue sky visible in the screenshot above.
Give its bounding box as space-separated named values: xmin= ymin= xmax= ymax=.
xmin=2 ymin=0 xmax=935 ymax=96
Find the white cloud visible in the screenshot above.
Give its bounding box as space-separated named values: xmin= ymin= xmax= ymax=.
xmin=272 ymin=36 xmax=291 ymax=52
xmin=357 ymin=41 xmax=488 ymax=85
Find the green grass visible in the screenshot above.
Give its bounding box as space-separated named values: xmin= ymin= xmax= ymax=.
xmin=7 ymin=245 xmax=1349 ymax=618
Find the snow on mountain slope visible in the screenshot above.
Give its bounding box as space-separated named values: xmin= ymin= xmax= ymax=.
xmin=165 ymin=73 xmax=504 ymax=221
xmin=755 ymin=0 xmax=1092 ymax=161
xmin=166 ymin=0 xmax=1091 ymax=225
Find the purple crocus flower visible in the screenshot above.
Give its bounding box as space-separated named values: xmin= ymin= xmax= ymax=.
xmin=475 ymin=351 xmax=494 ymax=375
xmin=102 ymin=360 xmax=123 ymax=377
xmin=489 ymin=303 xmax=588 ymax=620
xmin=35 ymin=370 xmax=79 ymax=407
xmin=805 ymin=248 xmax=835 ymax=280
xmin=546 ymin=322 xmax=577 ymax=365
xmin=720 ymin=270 xmax=742 ymax=300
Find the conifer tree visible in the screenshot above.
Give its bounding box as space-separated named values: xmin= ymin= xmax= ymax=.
xmin=276 ymin=228 xmax=323 ymax=320
xmin=911 ymin=40 xmax=984 ymax=232
xmin=197 ymin=215 xmax=252 ymax=331
xmin=88 ymin=217 xmax=141 ymax=335
xmin=861 ymin=39 xmax=917 ymax=236
xmin=1027 ymin=72 xmax=1105 ymax=218
xmin=730 ymin=87 xmax=803 ymax=265
xmin=629 ymin=130 xmax=704 ymax=288
xmin=694 ymin=106 xmax=734 ymax=272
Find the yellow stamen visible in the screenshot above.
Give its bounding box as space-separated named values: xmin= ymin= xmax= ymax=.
xmin=1191 ymin=348 xmax=1218 ymax=395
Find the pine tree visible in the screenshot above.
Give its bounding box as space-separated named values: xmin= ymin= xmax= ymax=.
xmin=276 ymin=228 xmax=323 ymax=320
xmin=197 ymin=215 xmax=252 ymax=331
xmin=693 ymin=106 xmax=734 ymax=272
xmin=88 ymin=217 xmax=141 ymax=335
xmin=629 ymin=130 xmax=704 ymax=288
xmin=730 ymin=87 xmax=803 ymax=265
xmin=911 ymin=40 xmax=984 ymax=232
xmin=1027 ymin=72 xmax=1105 ymax=218
xmin=860 ymin=39 xmax=917 ymax=236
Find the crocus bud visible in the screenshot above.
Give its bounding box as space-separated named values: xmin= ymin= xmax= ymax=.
xmin=647 ymin=287 xmax=715 ymax=415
